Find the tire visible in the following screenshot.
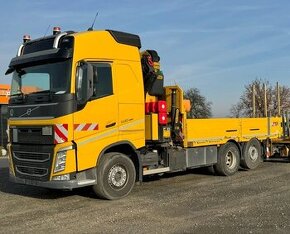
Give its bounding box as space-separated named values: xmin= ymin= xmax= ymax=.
xmin=240 ymin=138 xmax=262 ymax=169
xmin=93 ymin=152 xmax=136 ymax=200
xmin=214 ymin=142 xmax=240 ymax=176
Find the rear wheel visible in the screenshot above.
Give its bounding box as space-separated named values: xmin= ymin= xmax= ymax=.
xmin=214 ymin=142 xmax=240 ymax=176
xmin=93 ymin=152 xmax=136 ymax=200
xmin=240 ymin=138 xmax=262 ymax=169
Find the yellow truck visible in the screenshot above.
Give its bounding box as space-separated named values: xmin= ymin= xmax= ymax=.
xmin=5 ymin=27 xmax=290 ymax=199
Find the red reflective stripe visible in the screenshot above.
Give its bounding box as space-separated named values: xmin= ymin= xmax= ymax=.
xmin=83 ymin=124 xmax=91 ymax=131
xmin=93 ymin=124 xmax=99 ymax=130
xmin=74 ymin=123 xmax=99 ymax=131
xmin=63 ymin=124 xmax=68 ymax=130
xmin=54 ymin=125 xmax=68 ymax=142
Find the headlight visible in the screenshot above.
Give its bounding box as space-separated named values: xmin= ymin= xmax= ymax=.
xmin=54 ymin=151 xmax=67 ymax=173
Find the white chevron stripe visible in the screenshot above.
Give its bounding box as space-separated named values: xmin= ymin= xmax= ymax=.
xmin=57 ymin=124 xmax=68 ymax=137
xmin=88 ymin=123 xmax=97 ymax=131
xmin=55 ymin=131 xmax=65 ymax=143
xmin=76 ymin=123 xmax=85 ymax=131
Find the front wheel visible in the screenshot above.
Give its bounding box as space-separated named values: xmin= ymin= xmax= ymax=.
xmin=93 ymin=152 xmax=136 ymax=200
xmin=214 ymin=142 xmax=240 ymax=176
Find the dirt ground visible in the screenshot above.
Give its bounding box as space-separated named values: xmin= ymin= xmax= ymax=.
xmin=1 ymin=157 xmax=290 ymax=234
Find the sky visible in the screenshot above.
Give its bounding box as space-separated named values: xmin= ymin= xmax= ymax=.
xmin=1 ymin=0 xmax=290 ymax=116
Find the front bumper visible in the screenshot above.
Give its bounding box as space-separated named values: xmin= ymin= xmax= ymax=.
xmin=9 ymin=167 xmax=97 ymax=190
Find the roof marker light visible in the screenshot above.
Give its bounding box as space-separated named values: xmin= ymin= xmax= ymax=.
xmin=53 ymin=26 xmax=61 ymax=35
xmin=23 ymin=35 xmax=31 ymax=43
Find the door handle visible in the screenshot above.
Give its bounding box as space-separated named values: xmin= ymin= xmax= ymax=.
xmin=106 ymin=122 xmax=116 ymax=128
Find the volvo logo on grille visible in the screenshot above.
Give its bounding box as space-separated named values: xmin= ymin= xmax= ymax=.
xmin=19 ymin=106 xmax=40 ymax=117
xmin=26 ymin=108 xmax=32 ymax=116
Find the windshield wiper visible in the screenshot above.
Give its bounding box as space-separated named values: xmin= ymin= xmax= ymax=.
xmin=10 ymin=92 xmax=24 ymax=97
xmin=28 ymin=90 xmax=56 ymax=102
xmin=29 ymin=90 xmax=56 ymax=95
xmin=10 ymin=92 xmax=27 ymax=103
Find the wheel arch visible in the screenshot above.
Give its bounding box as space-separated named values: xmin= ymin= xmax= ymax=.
xmin=97 ymin=141 xmax=142 ymax=182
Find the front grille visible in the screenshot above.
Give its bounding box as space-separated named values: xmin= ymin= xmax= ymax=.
xmin=12 ymin=145 xmax=53 ymax=181
xmin=16 ymin=166 xmax=48 ymax=177
xmin=14 ymin=151 xmax=50 ymax=162
xmin=10 ymin=126 xmax=54 ymax=145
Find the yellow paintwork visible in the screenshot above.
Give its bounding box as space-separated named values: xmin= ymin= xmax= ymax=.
xmin=71 ymin=31 xmax=145 ymax=170
xmin=164 ymin=86 xmax=185 ymax=114
xmin=186 ymin=117 xmax=282 ymax=147
xmin=164 ymin=85 xmax=283 ymax=148
xmin=145 ymin=114 xmax=159 ymax=140
xmin=163 ymin=127 xmax=171 ymax=139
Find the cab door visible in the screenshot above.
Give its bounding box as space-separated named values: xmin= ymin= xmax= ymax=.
xmin=73 ymin=62 xmax=118 ymax=171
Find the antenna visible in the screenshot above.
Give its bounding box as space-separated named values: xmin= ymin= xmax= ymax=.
xmin=88 ymin=12 xmax=99 ymax=31
xmin=43 ymin=25 xmax=51 ymax=37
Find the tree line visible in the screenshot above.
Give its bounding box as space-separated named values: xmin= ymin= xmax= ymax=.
xmin=184 ymin=78 xmax=290 ymax=119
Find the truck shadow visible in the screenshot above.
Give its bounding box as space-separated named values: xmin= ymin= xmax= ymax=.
xmin=143 ymin=166 xmax=216 ymax=182
xmin=0 ymin=160 xmax=248 ymax=199
xmin=0 ymin=165 xmax=215 ymax=199
xmin=0 ymin=166 xmax=97 ymax=200
xmin=142 ymin=166 xmax=250 ymax=182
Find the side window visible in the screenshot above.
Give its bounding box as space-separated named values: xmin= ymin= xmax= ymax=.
xmin=91 ymin=63 xmax=113 ymax=99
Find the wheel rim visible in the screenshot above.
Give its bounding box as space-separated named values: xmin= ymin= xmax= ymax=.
xmin=225 ymin=150 xmax=237 ymax=169
xmin=108 ymin=164 xmax=128 ymax=189
xmin=248 ymin=145 xmax=258 ymax=161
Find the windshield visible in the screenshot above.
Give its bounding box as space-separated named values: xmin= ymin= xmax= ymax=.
xmin=11 ymin=60 xmax=72 ymax=96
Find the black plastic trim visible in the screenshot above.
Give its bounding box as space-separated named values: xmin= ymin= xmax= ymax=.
xmin=9 ymin=167 xmax=97 ymax=190
xmin=8 ymin=94 xmax=77 ymax=119
xmin=8 ymin=48 xmax=73 ymax=69
xmin=11 ymin=144 xmax=54 ymax=181
xmin=106 ymin=30 xmax=141 ymax=48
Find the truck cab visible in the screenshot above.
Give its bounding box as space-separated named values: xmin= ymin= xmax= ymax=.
xmin=6 ymin=28 xmax=147 ymax=199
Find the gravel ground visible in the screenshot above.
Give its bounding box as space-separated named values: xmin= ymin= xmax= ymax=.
xmin=1 ymin=157 xmax=290 ymax=234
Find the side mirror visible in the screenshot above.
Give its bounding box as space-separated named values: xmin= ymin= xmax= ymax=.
xmin=76 ymin=62 xmax=94 ymax=105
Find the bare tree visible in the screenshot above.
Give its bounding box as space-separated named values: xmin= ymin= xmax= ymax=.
xmin=273 ymin=85 xmax=290 ymax=115
xmin=184 ymin=88 xmax=212 ymax=118
xmin=230 ymin=78 xmax=290 ymax=117
xmin=230 ymin=102 xmax=243 ymax=118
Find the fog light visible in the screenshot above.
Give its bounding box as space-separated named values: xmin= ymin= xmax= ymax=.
xmin=54 ymin=151 xmax=67 ymax=173
xmin=52 ymin=174 xmax=70 ymax=181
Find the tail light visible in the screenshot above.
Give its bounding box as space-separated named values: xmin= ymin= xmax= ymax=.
xmin=158 ymin=101 xmax=167 ymax=125
xmin=145 ymin=101 xmax=167 ymax=113
xmin=145 ymin=100 xmax=168 ymax=125
xmin=158 ymin=113 xmax=167 ymax=125
xmin=145 ymin=103 xmax=150 ymax=114
xmin=150 ymin=102 xmax=158 ymax=113
xmin=158 ymin=101 xmax=166 ymax=113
